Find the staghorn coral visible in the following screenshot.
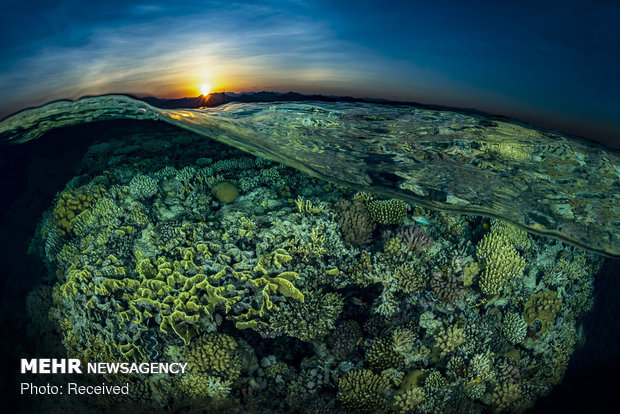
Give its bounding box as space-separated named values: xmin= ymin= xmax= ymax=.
xmin=337 ymin=369 xmax=390 ymax=413
xmin=335 ymin=199 xmax=375 ymax=245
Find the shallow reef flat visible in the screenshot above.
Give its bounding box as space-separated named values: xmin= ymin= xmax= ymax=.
xmin=24 ymin=126 xmax=604 ymax=413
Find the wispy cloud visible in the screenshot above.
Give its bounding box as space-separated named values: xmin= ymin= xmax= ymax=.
xmin=0 ymin=1 xmax=618 ymax=143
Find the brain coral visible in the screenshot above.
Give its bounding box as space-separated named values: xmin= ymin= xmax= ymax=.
xmin=211 ymin=181 xmax=239 ymax=203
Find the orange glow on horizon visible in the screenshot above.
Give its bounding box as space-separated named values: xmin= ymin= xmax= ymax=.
xmin=199 ymin=82 xmax=212 ymax=96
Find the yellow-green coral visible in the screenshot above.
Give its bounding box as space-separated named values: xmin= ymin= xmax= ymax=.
xmin=71 ymin=197 xmax=122 ymax=237
xmin=338 ymin=369 xmax=390 ymax=413
xmin=490 ymin=219 xmax=531 ymax=250
xmin=394 ymin=263 xmax=429 ymax=293
xmin=524 ymin=290 xmax=562 ymax=332
xmin=368 ymin=336 xmax=405 ymax=372
xmin=367 ymin=199 xmax=407 ymax=224
xmin=232 ymin=264 xmax=304 ymax=331
xmin=492 ymin=382 xmax=522 ymax=411
xmin=345 ymin=251 xmax=375 ymax=287
xmin=435 ymin=324 xmax=466 ymax=357
xmin=53 ymin=187 xmax=103 ymax=235
xmin=293 ymin=195 xmax=324 ymax=213
xmin=56 ymin=246 xmax=241 ymax=346
xmin=178 ymin=374 xmax=232 ymax=401
xmin=425 ymin=370 xmax=448 ymax=388
xmin=501 ymin=312 xmax=528 ymax=344
xmin=183 ymin=333 xmax=242 ymax=380
xmin=476 ymin=228 xmax=525 ymax=296
xmin=393 ymin=384 xmax=425 ymax=413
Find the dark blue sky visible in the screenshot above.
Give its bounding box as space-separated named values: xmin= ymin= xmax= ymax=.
xmin=1 ymin=0 xmax=618 ymax=144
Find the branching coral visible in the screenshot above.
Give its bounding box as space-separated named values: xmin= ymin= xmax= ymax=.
xmin=337 ymin=369 xmax=390 ymax=413
xmin=129 ymin=174 xmax=159 ymax=200
xmin=501 ymin=312 xmax=528 ymax=344
xmin=393 ymin=384 xmax=425 ymax=413
xmin=492 ymin=382 xmax=522 ymax=411
xmin=394 ymin=263 xmax=429 ymax=293
xmin=435 ymin=324 xmax=467 ymax=357
xmin=389 ymin=225 xmax=434 ymax=252
xmin=259 ymin=290 xmax=343 ymax=341
xmin=335 ymin=199 xmax=375 ymax=245
xmin=476 ymin=227 xmax=525 ymax=296
xmin=430 ymin=270 xmax=464 ymax=304
xmin=182 ymin=333 xmax=243 ymax=379
xmin=368 ymin=336 xmax=405 ymax=372
xmin=367 ymin=199 xmax=408 ymax=225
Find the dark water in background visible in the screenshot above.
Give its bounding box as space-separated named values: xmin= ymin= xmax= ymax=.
xmin=0 ymin=120 xmax=618 ymax=413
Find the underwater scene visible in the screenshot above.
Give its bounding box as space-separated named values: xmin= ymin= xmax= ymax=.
xmin=1 ymin=95 xmax=618 ymax=413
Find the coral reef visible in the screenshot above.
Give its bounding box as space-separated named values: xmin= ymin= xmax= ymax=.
xmin=28 ymin=129 xmax=604 ymax=414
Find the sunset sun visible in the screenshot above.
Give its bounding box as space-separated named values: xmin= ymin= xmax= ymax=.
xmin=199 ymin=82 xmax=212 ymax=95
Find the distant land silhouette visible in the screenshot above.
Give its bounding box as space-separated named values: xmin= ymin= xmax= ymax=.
xmin=137 ymin=91 xmax=503 ymax=119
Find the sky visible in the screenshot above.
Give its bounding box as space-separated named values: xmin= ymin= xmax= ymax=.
xmin=0 ymin=0 xmax=618 ymax=145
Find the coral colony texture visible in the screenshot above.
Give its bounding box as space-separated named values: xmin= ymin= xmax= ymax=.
xmin=28 ymin=127 xmax=603 ymax=413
